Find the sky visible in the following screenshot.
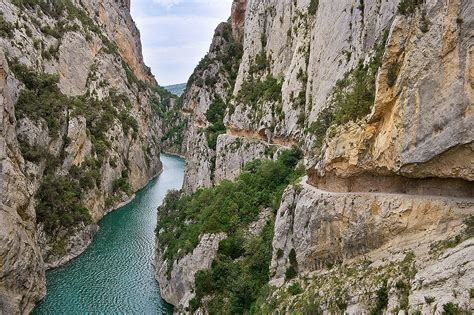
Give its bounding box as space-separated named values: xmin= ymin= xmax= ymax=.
xmin=131 ymin=0 xmax=233 ymax=86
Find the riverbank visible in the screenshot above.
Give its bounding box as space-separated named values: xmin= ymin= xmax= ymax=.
xmin=33 ymin=155 xmax=185 ymax=314
xmin=42 ymin=163 xmax=165 ymax=271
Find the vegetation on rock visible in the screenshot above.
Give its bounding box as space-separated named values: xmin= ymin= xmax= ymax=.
xmin=308 ymin=0 xmax=319 ymax=15
xmin=36 ymin=174 xmax=92 ymax=234
xmin=397 ymin=0 xmax=424 ymax=16
xmin=0 ymin=13 xmax=14 ymax=38
xmin=157 ymin=148 xmax=303 ymax=264
xmin=8 ymin=58 xmax=148 ymax=236
xmin=205 ymin=97 xmax=227 ymax=150
xmin=307 ymin=30 xmax=389 ymax=150
xmin=236 ymin=76 xmax=283 ymax=108
xmin=156 ymin=149 xmax=304 ymax=312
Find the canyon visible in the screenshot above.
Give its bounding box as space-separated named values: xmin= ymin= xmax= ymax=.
xmin=0 ymin=0 xmax=472 ymax=314
xmin=154 ymin=0 xmax=473 ymax=313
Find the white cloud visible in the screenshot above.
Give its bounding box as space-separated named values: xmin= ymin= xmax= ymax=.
xmin=152 ymin=0 xmax=181 ymax=8
xmin=131 ymin=0 xmax=232 ymax=85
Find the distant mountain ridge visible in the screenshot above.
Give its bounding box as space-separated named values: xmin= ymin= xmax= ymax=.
xmin=164 ymin=83 xmax=186 ymax=96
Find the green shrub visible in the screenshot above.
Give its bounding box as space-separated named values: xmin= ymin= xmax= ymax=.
xmin=157 ymin=149 xmax=304 ymax=267
xmin=9 ymin=58 xmax=67 ymax=137
xmin=236 ymin=76 xmax=283 ymax=108
xmin=397 ymin=0 xmax=423 ymax=15
xmin=285 ymin=265 xmax=298 ymax=280
xmin=307 ymin=30 xmax=389 ymax=148
xmin=395 ymin=280 xmax=410 ymax=311
xmin=185 ymin=23 xmax=242 ymax=99
xmin=192 ymin=221 xmax=276 ymax=314
xmin=307 ymin=107 xmax=335 ymax=150
xmin=370 ymin=279 xmax=389 ymax=315
xmin=420 ymin=11 xmax=430 ymax=33
xmin=464 ymin=216 xmax=474 ymax=238
xmin=442 ymin=302 xmax=470 ymax=315
xmin=12 ymin=0 xmax=65 ymax=19
xmin=308 ymin=0 xmax=319 ymax=15
xmin=112 ymin=177 xmax=130 ymax=194
xmin=9 ymin=60 xmax=141 ymax=237
xmin=18 ymin=138 xmax=48 ymax=163
xmin=41 ymin=25 xmax=61 ymax=38
xmin=250 ymin=51 xmax=270 ymax=74
xmin=288 ymin=283 xmax=303 ymax=295
xmin=205 ymin=96 xmax=227 ymax=150
xmin=36 ymin=175 xmax=92 ymax=234
xmin=0 ymin=14 xmax=14 ymax=38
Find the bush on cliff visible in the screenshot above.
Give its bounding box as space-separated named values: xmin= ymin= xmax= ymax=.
xmin=205 ymin=96 xmax=227 ymax=150
xmin=236 ymin=75 xmax=283 ymax=108
xmin=397 ymin=0 xmax=424 ymax=16
xmin=36 ymin=175 xmax=92 ymax=234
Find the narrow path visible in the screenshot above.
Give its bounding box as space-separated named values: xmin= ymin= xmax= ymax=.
xmin=302 ymin=176 xmax=474 ymax=202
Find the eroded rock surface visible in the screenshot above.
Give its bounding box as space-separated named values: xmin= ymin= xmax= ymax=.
xmin=154 ymin=233 xmax=226 ymax=311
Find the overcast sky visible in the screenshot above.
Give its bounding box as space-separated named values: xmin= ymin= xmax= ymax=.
xmin=131 ymin=0 xmax=233 ymax=86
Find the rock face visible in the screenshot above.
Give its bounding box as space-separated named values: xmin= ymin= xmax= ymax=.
xmin=267 ymin=177 xmax=473 ymax=312
xmin=0 ymin=0 xmax=172 ymax=312
xmin=157 ymin=0 xmax=473 ymax=313
xmin=180 ymin=21 xmax=244 ymax=193
xmin=0 ymin=53 xmax=46 ymax=314
xmin=154 ymin=233 xmax=226 ymax=310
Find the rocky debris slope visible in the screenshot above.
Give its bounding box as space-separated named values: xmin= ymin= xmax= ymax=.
xmin=0 ymin=0 xmax=172 ymax=312
xmin=156 ymin=0 xmax=473 ymax=313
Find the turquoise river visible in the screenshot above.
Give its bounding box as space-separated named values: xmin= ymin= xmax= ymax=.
xmin=33 ymin=154 xmax=185 ymax=314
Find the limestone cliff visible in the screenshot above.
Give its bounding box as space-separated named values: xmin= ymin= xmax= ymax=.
xmin=0 ymin=0 xmax=171 ymax=312
xmin=156 ymin=0 xmax=473 ymax=313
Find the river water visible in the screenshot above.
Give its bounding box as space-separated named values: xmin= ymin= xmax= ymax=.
xmin=33 ymin=154 xmax=185 ymax=314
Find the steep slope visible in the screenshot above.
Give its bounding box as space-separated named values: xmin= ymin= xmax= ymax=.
xmin=0 ymin=0 xmax=173 ymax=312
xmin=155 ymin=0 xmax=473 ymax=313
xmin=180 ymin=19 xmax=243 ymax=193
xmin=164 ymin=83 xmax=186 ymax=97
